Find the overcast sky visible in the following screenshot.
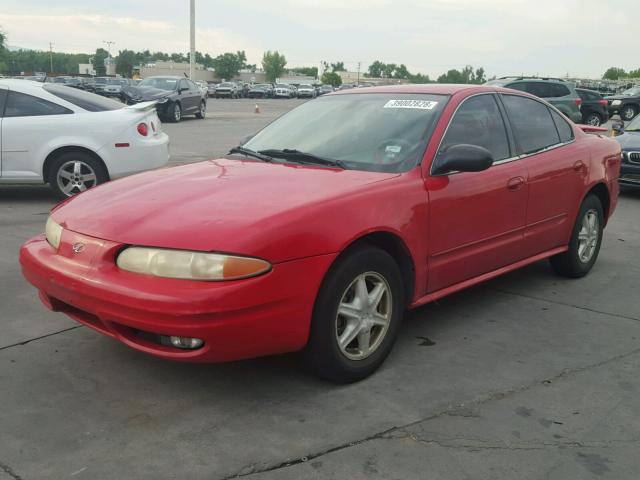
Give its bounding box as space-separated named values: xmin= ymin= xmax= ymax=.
xmin=1 ymin=0 xmax=637 ymax=79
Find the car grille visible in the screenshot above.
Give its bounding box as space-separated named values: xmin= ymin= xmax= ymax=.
xmin=629 ymin=152 xmax=640 ymax=164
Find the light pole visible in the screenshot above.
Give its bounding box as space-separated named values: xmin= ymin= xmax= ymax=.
xmin=189 ymin=0 xmax=195 ymax=79
xmin=49 ymin=41 xmax=53 ymax=73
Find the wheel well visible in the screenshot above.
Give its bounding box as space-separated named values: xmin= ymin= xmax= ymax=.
xmin=587 ymin=183 xmax=610 ymax=220
xmin=341 ymin=232 xmax=415 ymax=307
xmin=43 ymin=146 xmax=108 ymax=184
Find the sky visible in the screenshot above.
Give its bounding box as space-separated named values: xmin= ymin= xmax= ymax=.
xmin=0 ymin=0 xmax=637 ymax=79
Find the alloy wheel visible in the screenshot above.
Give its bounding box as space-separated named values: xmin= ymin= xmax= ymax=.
xmin=586 ymin=113 xmax=601 ymax=126
xmin=335 ymin=272 xmax=392 ymax=360
xmin=622 ymin=106 xmax=636 ymax=121
xmin=56 ymin=160 xmax=97 ymax=197
xmin=577 ymin=208 xmax=599 ymax=263
xmin=174 ymin=104 xmax=181 ymax=121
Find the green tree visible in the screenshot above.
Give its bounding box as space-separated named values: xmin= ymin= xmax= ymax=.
xmin=290 ymin=66 xmax=318 ymax=77
xmin=331 ymin=61 xmax=345 ymax=72
xmin=367 ymin=60 xmax=385 ymax=78
xmin=603 ymin=67 xmax=626 ymax=80
xmin=628 ymin=68 xmax=640 ymax=78
xmin=437 ymin=65 xmax=485 ymax=84
xmin=212 ymin=51 xmax=247 ymax=80
xmin=93 ymin=48 xmax=109 ymax=76
xmin=116 ymin=49 xmax=137 ymax=77
xmin=262 ymin=50 xmax=287 ymax=82
xmin=0 ymin=28 xmax=7 ymax=72
xmin=321 ymin=71 xmax=342 ymax=87
xmin=409 ymin=72 xmax=431 ymax=83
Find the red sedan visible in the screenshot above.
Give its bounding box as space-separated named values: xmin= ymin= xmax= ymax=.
xmin=20 ymin=85 xmax=621 ymax=383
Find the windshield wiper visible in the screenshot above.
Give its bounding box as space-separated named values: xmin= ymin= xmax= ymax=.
xmin=228 ymin=146 xmax=274 ymax=162
xmin=257 ymin=149 xmax=346 ymax=169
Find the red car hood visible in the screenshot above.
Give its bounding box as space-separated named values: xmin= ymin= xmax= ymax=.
xmin=54 ymin=159 xmax=399 ymax=262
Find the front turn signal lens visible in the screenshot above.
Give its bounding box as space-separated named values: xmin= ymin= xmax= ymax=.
xmin=116 ymin=247 xmax=271 ymax=281
xmin=45 ymin=217 xmax=63 ymax=249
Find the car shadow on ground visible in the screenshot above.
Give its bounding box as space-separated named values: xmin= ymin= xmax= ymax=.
xmin=0 ymin=184 xmax=59 ymax=203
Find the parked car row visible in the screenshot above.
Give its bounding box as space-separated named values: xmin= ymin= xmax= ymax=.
xmin=209 ymin=81 xmax=338 ymax=99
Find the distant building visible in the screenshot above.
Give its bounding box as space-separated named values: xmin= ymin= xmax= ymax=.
xmin=79 ymin=63 xmax=95 ymax=76
xmin=338 ymin=71 xmax=409 ymax=86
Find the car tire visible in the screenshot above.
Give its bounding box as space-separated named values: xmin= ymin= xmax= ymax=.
xmin=303 ymin=246 xmax=405 ymax=383
xmin=169 ymin=102 xmax=182 ymax=123
xmin=550 ymin=194 xmax=604 ymax=278
xmin=48 ymin=151 xmax=108 ymax=199
xmin=621 ymin=105 xmax=637 ymax=121
xmin=585 ymin=112 xmax=602 ymax=127
xmin=195 ymin=101 xmax=206 ymax=119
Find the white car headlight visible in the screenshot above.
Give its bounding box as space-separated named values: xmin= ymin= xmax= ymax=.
xmin=116 ymin=247 xmax=271 ymax=281
xmin=612 ymin=100 xmax=622 ymax=106
xmin=45 ymin=217 xmax=63 ymax=249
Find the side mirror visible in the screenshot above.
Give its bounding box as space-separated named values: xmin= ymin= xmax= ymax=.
xmin=179 ymin=86 xmax=189 ymax=93
xmin=432 ymin=144 xmax=494 ymax=175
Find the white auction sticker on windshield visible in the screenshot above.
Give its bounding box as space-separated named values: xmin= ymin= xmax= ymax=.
xmin=383 ymin=99 xmax=438 ymax=110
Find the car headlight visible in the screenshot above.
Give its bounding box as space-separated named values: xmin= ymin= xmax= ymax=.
xmin=156 ymin=97 xmax=169 ymax=104
xmin=612 ymin=100 xmax=622 ymax=106
xmin=45 ymin=217 xmax=63 ymax=249
xmin=116 ymin=247 xmax=271 ymax=281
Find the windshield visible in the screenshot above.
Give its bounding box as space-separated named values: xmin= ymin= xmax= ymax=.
xmin=243 ymin=93 xmax=447 ymax=173
xmin=622 ymin=87 xmax=640 ymax=96
xmin=626 ymin=114 xmax=640 ymax=131
xmin=138 ymin=77 xmax=177 ymax=90
xmin=299 ymin=84 xmax=312 ymax=89
xmin=95 ymin=77 xmax=108 ymax=84
xmin=219 ymin=83 xmax=233 ymax=87
xmin=108 ymin=78 xmax=127 ymax=85
xmin=275 ymin=84 xmax=289 ymax=88
xmin=43 ymin=85 xmax=124 ymax=112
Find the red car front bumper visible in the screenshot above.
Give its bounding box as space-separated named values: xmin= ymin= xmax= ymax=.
xmin=20 ymin=231 xmax=336 ymax=362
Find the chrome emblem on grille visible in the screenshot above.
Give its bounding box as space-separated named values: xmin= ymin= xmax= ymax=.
xmin=72 ymin=243 xmax=85 ymax=253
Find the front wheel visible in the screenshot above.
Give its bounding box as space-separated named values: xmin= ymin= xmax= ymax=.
xmin=195 ymin=101 xmax=206 ymax=119
xmin=168 ymin=102 xmax=182 ymax=123
xmin=303 ymin=246 xmax=404 ymax=383
xmin=550 ymin=194 xmax=604 ymax=278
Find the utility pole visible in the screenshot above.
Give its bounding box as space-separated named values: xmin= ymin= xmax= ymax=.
xmin=103 ymin=40 xmax=115 ymax=57
xmin=49 ymin=42 xmax=53 ymax=73
xmin=189 ymin=0 xmax=195 ymax=79
xmin=357 ymin=62 xmax=361 ymax=86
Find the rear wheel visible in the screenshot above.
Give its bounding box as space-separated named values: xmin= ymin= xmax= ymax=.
xmin=550 ymin=194 xmax=603 ymax=278
xmin=195 ymin=101 xmax=206 ymax=119
xmin=304 ymin=246 xmax=404 ymax=383
xmin=585 ymin=112 xmax=602 ymax=126
xmin=621 ymin=105 xmax=637 ymax=121
xmin=48 ymin=151 xmax=108 ymax=199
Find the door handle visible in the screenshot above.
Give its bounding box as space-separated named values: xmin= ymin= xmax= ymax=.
xmin=507 ymin=176 xmax=524 ymax=191
xmin=573 ymin=160 xmax=585 ymax=172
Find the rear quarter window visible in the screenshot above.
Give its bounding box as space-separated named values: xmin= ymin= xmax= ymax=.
xmin=549 ymin=83 xmax=571 ymax=97
xmin=43 ymin=85 xmax=124 ymax=112
xmin=550 ymin=109 xmax=574 ymax=142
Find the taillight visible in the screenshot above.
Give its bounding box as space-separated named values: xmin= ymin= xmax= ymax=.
xmin=137 ymin=122 xmax=148 ymax=136
xmin=598 ymin=99 xmax=608 ymax=106
xmin=574 ymin=98 xmax=582 ymax=107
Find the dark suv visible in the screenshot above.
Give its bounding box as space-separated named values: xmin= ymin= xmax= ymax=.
xmin=576 ymin=88 xmax=609 ymax=126
xmin=485 ymin=77 xmax=583 ymax=123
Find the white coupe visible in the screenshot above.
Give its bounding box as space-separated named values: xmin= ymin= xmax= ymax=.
xmin=0 ymin=80 xmax=169 ymax=198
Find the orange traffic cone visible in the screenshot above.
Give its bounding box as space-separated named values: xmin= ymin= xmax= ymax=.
xmin=255 ymin=104 xmax=260 ymax=114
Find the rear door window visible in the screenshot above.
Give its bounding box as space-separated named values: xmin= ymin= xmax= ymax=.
xmin=43 ymin=85 xmax=124 ymax=112
xmin=439 ymin=94 xmax=511 ymax=162
xmin=548 ymin=83 xmax=571 ymax=97
xmin=4 ymin=90 xmax=73 ymax=117
xmin=502 ymin=94 xmax=561 ymax=154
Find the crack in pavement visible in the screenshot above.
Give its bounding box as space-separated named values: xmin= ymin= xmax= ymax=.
xmin=0 ymin=461 xmax=23 ymax=480
xmin=0 ymin=325 xmax=83 ymax=352
xmin=219 ymin=346 xmax=640 ymax=479
xmin=489 ymin=287 xmax=640 ymax=323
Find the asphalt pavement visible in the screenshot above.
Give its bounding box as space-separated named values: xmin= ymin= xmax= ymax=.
xmin=1 ymin=99 xmax=639 ymax=480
